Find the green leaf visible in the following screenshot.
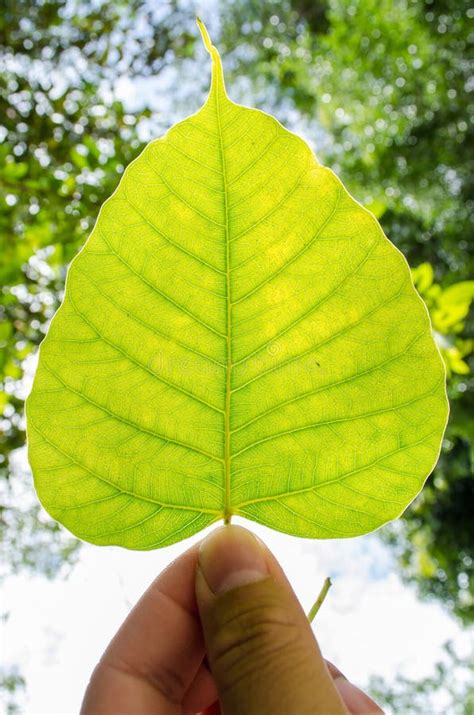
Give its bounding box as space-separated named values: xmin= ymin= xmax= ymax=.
xmin=412 ymin=262 xmax=434 ymax=294
xmin=364 ymin=198 xmax=386 ymax=219
xmin=26 ymin=21 xmax=449 ymax=549
xmin=440 ymin=281 xmax=474 ymax=307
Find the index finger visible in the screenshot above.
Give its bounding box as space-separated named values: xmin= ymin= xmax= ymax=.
xmin=81 ymin=541 xmax=205 ymax=715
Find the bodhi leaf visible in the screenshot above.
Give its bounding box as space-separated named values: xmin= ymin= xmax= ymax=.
xmin=26 ymin=21 xmax=449 ymax=549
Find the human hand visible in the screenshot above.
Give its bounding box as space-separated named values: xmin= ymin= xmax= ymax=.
xmin=81 ymin=525 xmax=384 ymax=714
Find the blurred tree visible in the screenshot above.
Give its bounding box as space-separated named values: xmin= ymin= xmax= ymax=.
xmin=0 ymin=665 xmax=26 ymax=715
xmin=0 ymin=0 xmax=196 ymax=578
xmin=368 ymin=641 xmax=474 ymax=715
xmin=385 ymin=266 xmax=474 ymax=623
xmin=220 ymin=0 xmax=474 ymax=622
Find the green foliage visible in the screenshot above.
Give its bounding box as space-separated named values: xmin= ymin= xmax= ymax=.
xmin=412 ymin=263 xmax=474 ymax=376
xmin=378 ymin=264 xmax=474 ymax=623
xmin=390 ymin=265 xmax=474 ymax=622
xmin=0 ymin=665 xmax=26 ymax=715
xmin=26 ymin=23 xmax=447 ymax=548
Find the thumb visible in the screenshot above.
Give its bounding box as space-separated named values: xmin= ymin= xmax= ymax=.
xmin=195 ymin=525 xmax=348 ymax=715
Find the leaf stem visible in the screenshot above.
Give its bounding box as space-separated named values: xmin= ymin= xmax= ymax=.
xmin=307 ymin=577 xmax=332 ymax=623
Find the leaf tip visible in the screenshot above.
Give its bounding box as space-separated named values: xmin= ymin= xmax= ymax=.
xmin=196 ymin=17 xmax=227 ymax=100
xmin=196 ymin=17 xmax=214 ymax=55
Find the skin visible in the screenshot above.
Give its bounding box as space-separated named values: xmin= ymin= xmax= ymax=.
xmin=81 ymin=525 xmax=384 ymax=715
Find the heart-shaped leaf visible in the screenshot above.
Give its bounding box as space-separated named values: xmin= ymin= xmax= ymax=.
xmin=26 ymin=21 xmax=448 ymax=549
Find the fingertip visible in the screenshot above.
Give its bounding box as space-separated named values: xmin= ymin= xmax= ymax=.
xmin=332 ymin=674 xmax=384 ymax=714
xmin=198 ymin=525 xmax=270 ymax=595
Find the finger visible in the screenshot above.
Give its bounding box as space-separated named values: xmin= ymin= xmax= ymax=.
xmin=326 ymin=661 xmax=385 ymax=714
xmin=81 ymin=542 xmax=204 ymax=715
xmin=196 ymin=525 xmax=348 ymax=715
xmin=198 ymin=703 xmax=222 ymax=715
xmin=183 ymin=661 xmax=218 ymax=713
xmin=198 ymin=704 xmax=221 ymax=715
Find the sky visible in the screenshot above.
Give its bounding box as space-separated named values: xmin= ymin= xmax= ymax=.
xmin=2 ymin=516 xmax=471 ymax=714
xmin=1 ymin=3 xmax=472 ymax=713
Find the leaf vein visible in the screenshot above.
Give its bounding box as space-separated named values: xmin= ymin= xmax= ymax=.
xmin=235 ymin=430 xmax=438 ymax=508
xmin=232 ymin=382 xmax=441 ymax=459
xmin=165 ymin=139 xmax=223 ymax=175
xmin=232 ymin=181 xmax=341 ymax=302
xmin=42 ymin=364 xmax=224 ymax=463
xmin=71 ymin=259 xmax=225 ymax=367
xmin=100 ymin=232 xmax=227 ymax=339
xmin=230 ymin=162 xmax=311 ymax=243
xmin=228 ymin=131 xmax=280 ymax=187
xmin=69 ymin=281 xmax=225 ymax=415
xmin=158 ymin=172 xmax=226 ymax=227
xmin=29 ymin=419 xmax=223 ymax=512
xmin=232 ymin=286 xmax=405 ymax=392
xmin=234 ymin=239 xmax=378 ymax=366
xmin=233 ymin=332 xmax=423 ymax=433
xmin=118 ymin=191 xmax=225 ymax=275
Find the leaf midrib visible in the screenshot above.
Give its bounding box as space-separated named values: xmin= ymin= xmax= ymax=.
xmin=214 ymin=80 xmax=233 ymax=523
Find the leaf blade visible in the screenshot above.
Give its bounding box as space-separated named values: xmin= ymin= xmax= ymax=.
xmin=26 ymin=22 xmax=448 ymax=547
